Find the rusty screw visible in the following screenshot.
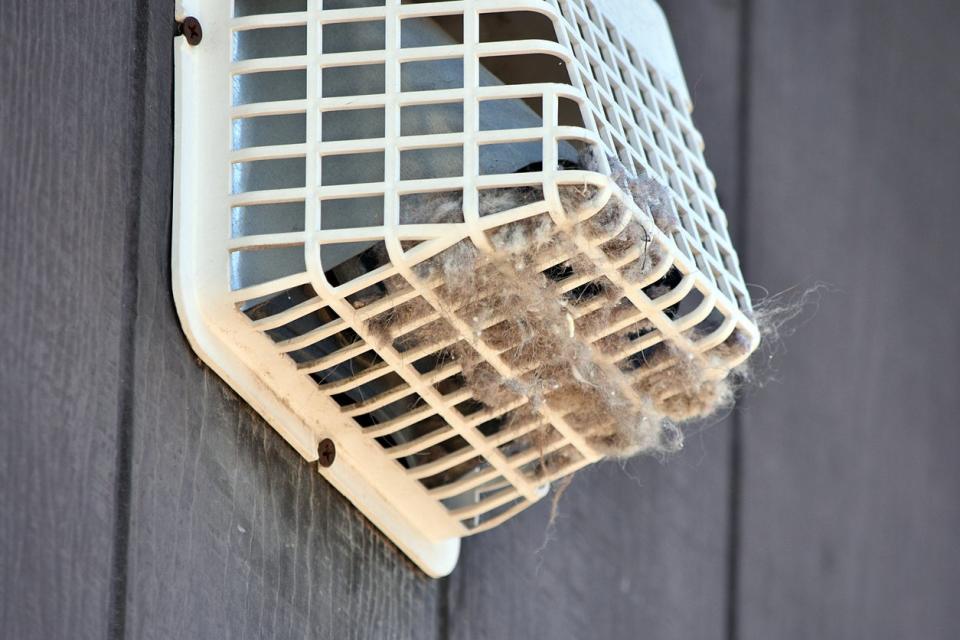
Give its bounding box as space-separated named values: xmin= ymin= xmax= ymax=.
xmin=178 ymin=16 xmax=203 ymax=46
xmin=317 ymin=438 xmax=336 ymax=468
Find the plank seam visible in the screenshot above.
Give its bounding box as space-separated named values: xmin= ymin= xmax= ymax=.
xmin=108 ymin=4 xmax=152 ymax=639
xmin=437 ymin=575 xmax=452 ymax=640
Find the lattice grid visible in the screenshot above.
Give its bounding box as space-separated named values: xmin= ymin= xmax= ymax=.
xmin=216 ymin=0 xmax=757 ymax=537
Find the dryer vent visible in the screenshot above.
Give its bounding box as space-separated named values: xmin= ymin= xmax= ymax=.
xmin=173 ymin=0 xmax=758 ymax=576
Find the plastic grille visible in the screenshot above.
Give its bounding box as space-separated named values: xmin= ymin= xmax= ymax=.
xmin=187 ymin=0 xmax=758 ymax=543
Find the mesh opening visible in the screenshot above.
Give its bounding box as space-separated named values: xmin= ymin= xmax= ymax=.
xmin=418 ymin=455 xmax=489 ymax=491
xmin=401 ymin=17 xmax=463 ymax=47
xmin=480 ymin=98 xmax=542 ymax=130
xmin=233 ymin=158 xmax=306 ymax=193
xmin=400 ymin=191 xmax=465 ymax=224
xmin=401 ymin=147 xmax=464 ymax=181
xmin=404 ymin=435 xmax=471 ymax=469
xmin=443 ymin=484 xmax=514 ymax=513
xmin=235 ymin=0 xmax=306 ymax=17
xmin=479 ymin=53 xmax=571 ymax=88
xmin=321 ymin=152 xmax=385 ymax=186
xmin=262 ymin=304 xmax=334 ymax=341
xmin=234 ymin=26 xmax=306 ymax=60
xmin=401 ymin=103 xmax=464 ymax=136
xmin=519 ymin=444 xmax=583 ymax=481
xmin=234 ymin=70 xmax=306 ymax=105
xmin=480 ymin=142 xmax=543 ymax=176
xmin=308 ymin=349 xmax=383 ymax=389
xmin=230 ymin=246 xmax=305 ymax=291
xmin=461 ymin=495 xmax=528 ymax=531
xmin=324 ymin=241 xmax=393 ymax=291
xmin=242 ymin=284 xmax=318 ymax=321
xmin=325 ymin=0 xmax=385 ymax=8
xmin=323 ymin=21 xmax=386 ymax=54
xmin=478 ymin=11 xmax=558 ymax=44
xmin=322 ymin=108 xmax=385 ymax=141
xmin=234 ymin=113 xmax=306 ymax=149
xmin=322 ymin=65 xmax=385 ymax=98
xmin=285 ymin=323 xmax=362 ymax=365
xmin=319 ymin=196 xmax=385 ymax=230
xmin=402 ymin=59 xmax=464 ymax=92
xmin=232 ymin=202 xmax=305 ymax=237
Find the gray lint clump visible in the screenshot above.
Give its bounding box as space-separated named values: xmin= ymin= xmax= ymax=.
xmin=363 ymin=156 xmax=755 ymax=471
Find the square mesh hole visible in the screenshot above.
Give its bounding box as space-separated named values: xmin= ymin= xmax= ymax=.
xmin=234 ymin=113 xmax=306 ymax=149
xmin=234 ymin=26 xmax=306 ymax=60
xmin=232 ymin=157 xmax=306 ymax=193
xmin=308 ymin=349 xmax=383 ymax=390
xmin=232 ymin=201 xmax=306 ymax=237
xmin=235 ymin=0 xmax=306 ymax=16
xmin=401 ymin=17 xmax=462 ymax=47
xmin=322 ymin=64 xmax=385 ymax=97
xmin=480 ymin=142 xmax=542 ymax=176
xmin=403 ymin=435 xmax=473 ymax=471
xmin=319 ymin=195 xmax=384 ymax=229
xmin=324 ymin=0 xmax=384 ymax=7
xmin=401 ymin=147 xmax=464 ymax=180
xmin=234 ymin=70 xmax=306 ymax=105
xmin=399 ymin=190 xmax=465 ymax=224
xmin=418 ymin=456 xmax=489 ymax=491
xmin=321 ymin=152 xmax=385 ymax=185
xmin=231 ymin=246 xmax=306 ymax=290
xmin=480 ymin=98 xmax=542 ymax=131
xmin=242 ymin=283 xmax=318 ymax=320
xmin=322 ymin=108 xmax=385 ymax=141
xmin=323 ymin=21 xmax=386 ymax=53
xmin=401 ymin=103 xmax=464 ymax=136
xmin=401 ymin=59 xmax=464 ymax=91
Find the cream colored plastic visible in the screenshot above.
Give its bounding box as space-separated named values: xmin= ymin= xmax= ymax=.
xmin=173 ymin=0 xmax=757 ymax=577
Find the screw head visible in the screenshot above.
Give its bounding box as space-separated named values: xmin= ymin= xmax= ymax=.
xmin=180 ymin=16 xmax=203 ymax=46
xmin=317 ymin=438 xmax=336 ymax=468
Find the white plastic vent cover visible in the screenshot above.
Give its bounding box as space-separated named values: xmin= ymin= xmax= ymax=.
xmin=173 ymin=0 xmax=758 ymax=576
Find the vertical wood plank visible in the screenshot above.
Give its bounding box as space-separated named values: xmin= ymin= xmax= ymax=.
xmin=446 ymin=3 xmax=746 ymax=638
xmin=0 ymin=4 xmax=144 ymax=639
xmin=122 ymin=4 xmax=442 ymax=638
xmin=737 ymin=1 xmax=960 ymax=638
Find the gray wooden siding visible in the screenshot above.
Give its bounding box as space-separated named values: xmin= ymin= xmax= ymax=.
xmin=0 ymin=4 xmax=145 ymax=639
xmin=1 ymin=1 xmax=958 ymax=639
xmin=736 ymin=2 xmax=960 ymax=638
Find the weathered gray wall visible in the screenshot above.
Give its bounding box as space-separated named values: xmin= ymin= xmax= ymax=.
xmin=2 ymin=1 xmax=959 ymax=639
xmin=735 ymin=2 xmax=960 ymax=638
xmin=0 ymin=4 xmax=144 ymax=639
